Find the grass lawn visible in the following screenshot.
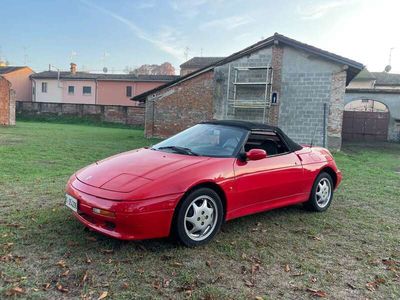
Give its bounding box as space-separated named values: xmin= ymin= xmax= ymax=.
xmin=0 ymin=121 xmax=399 ymax=299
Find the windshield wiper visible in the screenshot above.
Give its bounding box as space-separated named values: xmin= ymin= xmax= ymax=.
xmin=157 ymin=146 xmax=199 ymax=156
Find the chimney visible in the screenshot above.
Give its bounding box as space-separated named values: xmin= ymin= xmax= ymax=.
xmin=70 ymin=63 xmax=77 ymax=74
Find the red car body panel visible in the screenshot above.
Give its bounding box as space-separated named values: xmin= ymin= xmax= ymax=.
xmin=66 ymin=146 xmax=341 ymax=240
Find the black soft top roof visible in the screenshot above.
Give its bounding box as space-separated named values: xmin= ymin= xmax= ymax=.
xmin=202 ymin=120 xmax=303 ymax=152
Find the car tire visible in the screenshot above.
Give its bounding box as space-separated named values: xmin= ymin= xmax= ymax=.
xmin=174 ymin=188 xmax=223 ymax=247
xmin=304 ymin=172 xmax=334 ymax=212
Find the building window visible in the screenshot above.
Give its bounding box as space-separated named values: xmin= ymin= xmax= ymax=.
xmin=126 ymin=86 xmax=132 ymax=97
xmin=271 ymin=92 xmax=278 ymax=104
xmin=41 ymin=82 xmax=47 ymax=93
xmin=68 ymin=86 xmax=75 ymax=94
xmin=83 ymin=86 xmax=91 ymax=95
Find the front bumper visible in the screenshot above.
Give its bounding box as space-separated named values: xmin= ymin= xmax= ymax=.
xmin=66 ymin=182 xmax=182 ymax=240
xmin=336 ymin=170 xmax=342 ymax=190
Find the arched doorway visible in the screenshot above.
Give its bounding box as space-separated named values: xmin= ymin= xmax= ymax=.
xmin=342 ymin=99 xmax=389 ymax=142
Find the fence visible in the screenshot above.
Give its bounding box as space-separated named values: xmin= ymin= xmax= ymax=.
xmin=16 ymin=101 xmax=145 ymax=126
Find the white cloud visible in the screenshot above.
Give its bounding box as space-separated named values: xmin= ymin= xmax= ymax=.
xmin=169 ymin=0 xmax=227 ymax=18
xmin=297 ymin=0 xmax=351 ymax=20
xmin=199 ymin=15 xmax=254 ymax=31
xmin=137 ymin=2 xmax=155 ymax=9
xmin=79 ymin=0 xmax=185 ymax=60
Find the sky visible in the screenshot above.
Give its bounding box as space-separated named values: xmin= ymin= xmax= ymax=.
xmin=2 ymin=0 xmax=400 ymax=74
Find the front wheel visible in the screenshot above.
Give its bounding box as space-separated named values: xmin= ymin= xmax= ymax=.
xmin=174 ymin=188 xmax=223 ymax=247
xmin=304 ymin=172 xmax=334 ymax=212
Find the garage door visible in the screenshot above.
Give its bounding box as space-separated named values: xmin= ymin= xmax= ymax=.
xmin=342 ymin=111 xmax=389 ymax=142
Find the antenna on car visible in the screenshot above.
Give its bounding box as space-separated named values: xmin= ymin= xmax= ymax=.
xmin=310 ymin=125 xmax=318 ymax=148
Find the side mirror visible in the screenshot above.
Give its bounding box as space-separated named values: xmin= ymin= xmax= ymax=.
xmin=246 ymin=149 xmax=267 ymax=161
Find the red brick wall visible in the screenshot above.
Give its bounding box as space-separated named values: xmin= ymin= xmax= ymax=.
xmin=268 ymin=44 xmax=283 ymax=125
xmin=145 ymin=71 xmax=214 ymax=138
xmin=16 ymin=101 xmax=145 ymax=126
xmin=0 ymin=76 xmax=15 ymax=125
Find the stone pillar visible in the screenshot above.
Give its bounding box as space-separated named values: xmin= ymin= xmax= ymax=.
xmin=144 ymin=97 xmax=156 ymax=138
xmin=0 ymin=76 xmax=15 ymax=126
xmin=327 ymin=69 xmax=347 ymax=150
xmin=268 ymin=42 xmax=283 ymax=125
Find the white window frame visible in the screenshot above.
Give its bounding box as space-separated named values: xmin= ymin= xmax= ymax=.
xmin=41 ymin=82 xmax=48 ymax=93
xmin=82 ymin=86 xmax=92 ymax=95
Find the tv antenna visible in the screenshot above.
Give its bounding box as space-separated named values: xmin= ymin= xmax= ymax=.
xmin=23 ymin=46 xmax=29 ymax=65
xmin=70 ymin=50 xmax=77 ymax=62
xmin=184 ymin=46 xmax=190 ymax=61
xmin=385 ymin=47 xmax=395 ymax=72
xmin=101 ymin=51 xmax=110 ymax=70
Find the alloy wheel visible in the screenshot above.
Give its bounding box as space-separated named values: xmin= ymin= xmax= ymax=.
xmin=184 ymin=195 xmax=218 ymax=241
xmin=315 ymin=178 xmax=332 ymax=208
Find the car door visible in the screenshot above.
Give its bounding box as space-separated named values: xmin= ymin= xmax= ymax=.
xmin=230 ymin=131 xmax=304 ymax=217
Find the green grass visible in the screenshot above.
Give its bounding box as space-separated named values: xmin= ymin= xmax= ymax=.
xmin=0 ymin=121 xmax=399 ymax=299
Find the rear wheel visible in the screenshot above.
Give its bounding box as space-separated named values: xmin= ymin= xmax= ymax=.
xmin=174 ymin=188 xmax=223 ymax=247
xmin=304 ymin=172 xmax=333 ymax=212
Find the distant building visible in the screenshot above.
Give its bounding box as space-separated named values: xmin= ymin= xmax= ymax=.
xmin=180 ymin=57 xmax=225 ymax=76
xmin=345 ymin=69 xmax=400 ymax=141
xmin=0 ymin=66 xmax=34 ymax=101
xmin=30 ymin=63 xmax=179 ymax=106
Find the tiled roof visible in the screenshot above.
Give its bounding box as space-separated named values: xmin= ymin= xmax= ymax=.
xmin=180 ymin=57 xmax=226 ymax=68
xmin=371 ymin=72 xmax=400 ymax=85
xmin=132 ymin=33 xmax=364 ymax=101
xmin=30 ymin=71 xmax=179 ymax=82
xmin=0 ymin=66 xmax=28 ymax=74
xmin=351 ymin=68 xmax=376 ymax=81
xmin=98 ymin=74 xmax=180 ymax=81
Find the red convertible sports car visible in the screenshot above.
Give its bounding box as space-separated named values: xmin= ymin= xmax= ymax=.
xmin=66 ymin=120 xmax=342 ymax=246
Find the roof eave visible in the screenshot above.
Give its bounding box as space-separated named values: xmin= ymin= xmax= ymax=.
xmin=132 ymin=33 xmax=364 ymax=101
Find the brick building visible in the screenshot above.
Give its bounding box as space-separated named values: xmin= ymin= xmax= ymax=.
xmin=180 ymin=57 xmax=225 ymax=76
xmin=0 ymin=66 xmax=34 ymax=101
xmin=0 ymin=76 xmax=16 ymax=126
xmin=133 ymin=33 xmax=363 ymax=150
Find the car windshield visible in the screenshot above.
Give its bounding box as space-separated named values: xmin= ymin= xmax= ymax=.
xmin=152 ymin=124 xmax=247 ymax=157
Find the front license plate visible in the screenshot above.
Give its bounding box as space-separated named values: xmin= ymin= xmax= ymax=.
xmin=65 ymin=194 xmax=78 ymax=212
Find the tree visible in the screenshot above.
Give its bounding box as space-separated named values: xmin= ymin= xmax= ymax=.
xmin=130 ymin=62 xmax=175 ymax=75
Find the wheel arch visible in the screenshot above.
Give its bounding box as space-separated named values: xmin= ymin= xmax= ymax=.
xmin=319 ymin=166 xmax=337 ymax=188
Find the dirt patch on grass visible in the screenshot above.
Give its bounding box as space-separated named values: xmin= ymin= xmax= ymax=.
xmin=0 ymin=135 xmax=24 ymax=146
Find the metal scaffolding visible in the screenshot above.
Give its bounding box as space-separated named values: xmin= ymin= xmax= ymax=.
xmin=226 ymin=64 xmax=273 ymax=123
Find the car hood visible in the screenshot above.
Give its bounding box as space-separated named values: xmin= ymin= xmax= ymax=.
xmin=76 ymin=148 xmax=209 ymax=193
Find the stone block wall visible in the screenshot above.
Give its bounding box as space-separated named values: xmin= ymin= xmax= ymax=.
xmin=214 ymin=47 xmax=273 ymax=122
xmin=278 ymin=46 xmax=345 ymax=149
xmin=16 ymin=101 xmax=144 ymax=126
xmin=0 ymin=76 xmax=15 ymax=126
xmin=279 ymin=72 xmax=332 ymax=146
xmin=145 ymin=71 xmax=214 ymax=138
